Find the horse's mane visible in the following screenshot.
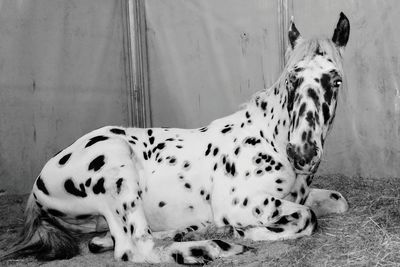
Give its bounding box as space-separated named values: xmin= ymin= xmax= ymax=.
xmin=242 ymin=37 xmax=345 ymax=109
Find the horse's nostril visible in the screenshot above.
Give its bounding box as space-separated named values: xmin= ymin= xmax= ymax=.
xmin=286 ymin=143 xmax=296 ymax=157
xmin=298 ymin=141 xmax=317 ymax=162
xmin=287 ymin=142 xmax=320 ymax=169
xmin=313 ymin=147 xmax=319 ymax=157
xmin=286 ymin=143 xmax=303 ymax=163
xmin=286 ymin=145 xmax=291 ymax=155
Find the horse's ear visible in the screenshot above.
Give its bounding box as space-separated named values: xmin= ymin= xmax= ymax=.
xmin=288 ymin=17 xmax=302 ymax=49
xmin=332 ymin=12 xmax=350 ymax=48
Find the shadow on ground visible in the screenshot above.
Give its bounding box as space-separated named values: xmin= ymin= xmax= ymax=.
xmin=1 ymin=174 xmax=400 ymax=266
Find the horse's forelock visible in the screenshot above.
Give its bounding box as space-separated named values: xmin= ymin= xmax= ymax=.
xmin=285 ymin=38 xmax=344 ymax=76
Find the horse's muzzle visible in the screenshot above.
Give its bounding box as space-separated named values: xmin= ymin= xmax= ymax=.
xmin=286 ymin=142 xmax=322 ymax=173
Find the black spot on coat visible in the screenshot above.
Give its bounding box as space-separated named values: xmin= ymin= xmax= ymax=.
xmin=190 ymin=248 xmax=213 ymax=263
xmin=272 ymin=210 xmax=279 ymax=218
xmin=213 ymin=147 xmax=219 ymax=156
xmin=58 ymin=153 xmax=72 ymax=165
xmin=168 ymin=157 xmax=176 ymax=164
xmin=307 ymin=88 xmax=320 ymax=109
xmin=243 ymin=137 xmax=261 ymax=146
xmin=234 ymin=147 xmax=240 ymax=155
xmin=121 ymin=253 xmax=128 ymax=261
xmin=205 ymin=143 xmax=212 ymax=156
xmin=116 ymin=178 xmax=123 ymax=194
xmin=261 ymin=101 xmax=267 ymax=111
xmin=85 ymin=136 xmax=109 ymax=148
xmin=306 ymin=111 xmax=316 ymax=128
xmin=110 ymin=128 xmax=126 ymax=135
xmin=152 ymin=142 xmax=166 ymax=153
xmin=47 ymin=209 xmax=66 ymax=217
xmin=300 ymin=186 xmax=306 ymax=195
xmin=225 ymin=162 xmax=231 ymax=174
xmin=64 ymin=178 xmax=87 ymax=198
xmin=85 ymin=178 xmax=91 ymax=187
xmin=36 ymin=176 xmax=49 ymax=195
xmin=183 ymin=161 xmax=190 ymax=169
xmin=93 ymin=178 xmax=106 ymax=194
xmin=275 ymin=216 xmax=290 ymax=225
xmin=149 ymin=136 xmax=155 ymax=145
xmin=88 ymin=155 xmax=105 ymax=172
xmin=322 ymin=103 xmax=330 ymax=124
xmin=266 ymin=226 xmax=284 ymax=233
xmin=221 ymin=127 xmax=232 ymax=134
xmin=321 ymin=74 xmax=333 ymax=104
xmin=222 ymin=217 xmax=230 ymax=225
xmin=236 ymin=229 xmax=245 ymax=237
xmin=299 ymin=103 xmax=306 ymax=117
xmin=330 ymin=193 xmax=340 ymax=200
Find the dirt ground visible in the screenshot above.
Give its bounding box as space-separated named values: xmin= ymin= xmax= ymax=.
xmin=1 ymin=174 xmax=400 ymax=266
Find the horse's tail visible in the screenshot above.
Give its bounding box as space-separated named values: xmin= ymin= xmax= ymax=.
xmin=0 ymin=193 xmax=79 ymax=261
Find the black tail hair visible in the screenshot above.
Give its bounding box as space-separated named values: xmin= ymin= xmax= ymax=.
xmin=0 ymin=194 xmax=79 ymax=261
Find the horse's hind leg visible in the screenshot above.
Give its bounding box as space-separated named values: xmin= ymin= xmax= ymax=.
xmin=172 ymin=224 xmax=237 ymax=242
xmin=151 ymin=222 xmax=212 ymax=242
xmin=88 ymin=231 xmax=113 ymax=253
xmin=98 ymin=162 xmax=159 ymax=262
xmin=160 ymin=240 xmax=253 ymax=264
xmin=304 ymin=188 xmax=348 ymax=217
xmin=170 ymin=221 xmax=213 ymax=242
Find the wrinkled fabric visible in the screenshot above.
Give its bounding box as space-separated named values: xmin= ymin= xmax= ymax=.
xmin=0 ymin=0 xmax=129 ymax=193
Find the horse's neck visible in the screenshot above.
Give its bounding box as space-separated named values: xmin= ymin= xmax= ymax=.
xmin=246 ymin=82 xmax=290 ymax=152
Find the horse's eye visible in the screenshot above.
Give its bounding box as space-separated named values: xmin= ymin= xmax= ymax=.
xmin=333 ymin=80 xmax=342 ymax=87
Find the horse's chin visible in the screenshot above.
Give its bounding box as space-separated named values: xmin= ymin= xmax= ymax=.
xmin=289 ymin=158 xmax=321 ymax=176
xmin=293 ymin=169 xmax=315 ymax=176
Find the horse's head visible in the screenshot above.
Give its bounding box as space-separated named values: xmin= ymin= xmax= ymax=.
xmin=285 ymin=12 xmax=350 ymax=174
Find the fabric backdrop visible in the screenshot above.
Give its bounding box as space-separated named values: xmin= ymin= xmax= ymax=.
xmin=146 ymin=0 xmax=400 ymax=179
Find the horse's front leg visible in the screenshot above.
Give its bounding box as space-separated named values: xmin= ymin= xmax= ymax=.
xmin=213 ymin=193 xmax=317 ymax=241
xmin=286 ymin=173 xmax=348 ymax=217
xmin=304 ymin=188 xmax=348 ymax=217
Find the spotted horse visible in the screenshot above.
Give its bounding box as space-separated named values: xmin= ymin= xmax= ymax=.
xmin=1 ymin=13 xmax=350 ymax=264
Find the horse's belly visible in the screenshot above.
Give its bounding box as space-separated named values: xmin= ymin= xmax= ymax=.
xmin=141 ymin=173 xmax=213 ymax=231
